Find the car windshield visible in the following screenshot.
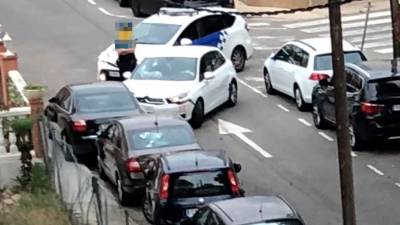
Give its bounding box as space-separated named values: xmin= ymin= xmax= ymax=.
xmin=314 ymin=51 xmax=365 ymax=70
xmin=132 ymin=57 xmax=197 ymax=81
xmin=171 ymin=170 xmax=231 ymax=198
xmin=129 ymin=125 xmax=195 ymax=150
xmin=76 ymin=92 xmax=137 ymax=113
xmin=247 ymin=220 xmax=303 ymax=225
xmin=134 ymin=23 xmax=181 ymax=44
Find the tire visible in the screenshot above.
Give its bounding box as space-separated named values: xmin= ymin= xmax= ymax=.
xmin=263 ymin=68 xmax=275 ymax=95
xmin=349 ymin=124 xmax=367 ymax=151
xmin=118 ymin=0 xmax=129 ymax=7
xmin=131 ymin=0 xmax=143 ymax=17
xmin=312 ymin=103 xmax=328 ymax=129
xmin=142 ymin=195 xmax=154 ymax=224
xmin=61 ymin=133 xmax=74 ymax=162
xmin=231 ymin=46 xmax=246 ymax=72
xmin=190 ymin=100 xmax=204 ymax=129
xmin=294 ymin=85 xmax=308 ymax=111
xmin=226 ymin=81 xmax=238 ymax=107
xmin=117 ymin=176 xmax=130 ymax=206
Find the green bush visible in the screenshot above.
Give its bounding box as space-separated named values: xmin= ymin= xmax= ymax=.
xmin=10 ymin=117 xmax=33 ymax=151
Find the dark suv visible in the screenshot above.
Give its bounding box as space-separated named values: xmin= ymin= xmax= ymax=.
xmin=142 ymin=150 xmax=243 ymax=225
xmin=312 ymin=61 xmax=400 ymax=150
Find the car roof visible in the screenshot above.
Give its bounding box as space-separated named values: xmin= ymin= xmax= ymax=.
xmin=291 ymin=37 xmax=360 ymax=55
xmin=117 ymin=114 xmax=189 ymax=131
xmin=160 ymin=149 xmax=230 ymax=173
xmin=346 ymin=60 xmax=400 ymax=80
xmin=143 ymin=7 xmax=238 ymax=26
xmin=142 ymin=45 xmax=219 ymax=59
xmin=210 ymin=196 xmax=300 ymax=225
xmin=68 ymin=81 xmax=128 ymax=95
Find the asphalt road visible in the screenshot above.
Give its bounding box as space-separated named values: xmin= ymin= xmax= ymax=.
xmin=1 ymin=0 xmax=400 ymax=224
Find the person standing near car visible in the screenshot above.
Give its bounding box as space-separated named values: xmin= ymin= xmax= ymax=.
xmin=115 ymin=21 xmax=137 ymax=81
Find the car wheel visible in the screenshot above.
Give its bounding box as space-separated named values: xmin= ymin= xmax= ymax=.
xmin=231 ymin=46 xmax=246 ymax=72
xmin=263 ymin=68 xmax=275 ymax=95
xmin=117 ymin=176 xmax=130 ymax=206
xmin=118 ymin=0 xmax=129 ymax=7
xmin=312 ymin=104 xmax=328 ymax=129
xmin=190 ymin=100 xmax=204 ymax=129
xmin=349 ymin=124 xmax=367 ymax=151
xmin=131 ymin=0 xmax=143 ymax=17
xmin=142 ymin=195 xmax=154 ymax=224
xmin=294 ymin=86 xmax=307 ymax=111
xmin=61 ymin=133 xmax=74 ymax=162
xmin=226 ymin=81 xmax=238 ymax=107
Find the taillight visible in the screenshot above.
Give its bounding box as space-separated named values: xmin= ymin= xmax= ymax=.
xmin=227 ymin=169 xmax=240 ymax=194
xmin=72 ymin=120 xmax=87 ymax=132
xmin=160 ymin=174 xmax=170 ymax=200
xmin=126 ymin=158 xmax=142 ymax=173
xmin=309 ymin=72 xmax=330 ymax=81
xmin=361 ymin=102 xmax=384 ymax=116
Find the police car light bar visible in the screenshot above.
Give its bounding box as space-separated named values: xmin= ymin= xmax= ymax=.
xmin=158 ymin=7 xmax=198 ymax=16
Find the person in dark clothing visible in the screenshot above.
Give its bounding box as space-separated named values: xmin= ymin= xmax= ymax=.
xmin=116 ymin=48 xmax=137 ymax=81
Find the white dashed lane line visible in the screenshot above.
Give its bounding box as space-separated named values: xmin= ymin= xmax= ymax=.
xmin=277 ymin=104 xmax=290 ymax=112
xmin=247 ymin=22 xmax=270 ymax=27
xmin=395 ymin=183 xmax=400 ymax=188
xmin=298 ymin=118 xmax=312 ymax=127
xmin=318 ymin=131 xmax=334 ymax=142
xmin=98 ymin=7 xmax=132 ymax=18
xmin=238 ymin=78 xmax=268 ymax=98
xmin=351 ymin=151 xmax=357 ymax=157
xmin=367 ymin=165 xmax=385 ymax=176
xmin=87 ymin=0 xmax=96 ymax=5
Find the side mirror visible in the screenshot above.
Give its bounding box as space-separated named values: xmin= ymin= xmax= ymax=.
xmin=122 ymin=71 xmax=132 ymax=80
xmin=233 ymin=163 xmax=242 ymax=173
xmin=49 ymin=97 xmax=58 ymax=103
xmin=204 ymin=72 xmax=215 ymax=80
xmin=180 ymin=38 xmax=193 ymax=46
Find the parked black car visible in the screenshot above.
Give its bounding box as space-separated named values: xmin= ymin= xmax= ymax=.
xmin=312 ymin=61 xmax=400 ymax=150
xmin=181 ymin=196 xmax=305 ymax=225
xmin=131 ymin=0 xmax=234 ymax=17
xmin=142 ymin=150 xmax=243 ymax=225
xmin=44 ymin=82 xmax=142 ymax=161
xmin=96 ymin=114 xmax=200 ymax=205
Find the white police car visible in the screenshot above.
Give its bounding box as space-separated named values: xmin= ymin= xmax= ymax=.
xmin=97 ymin=7 xmax=253 ymax=81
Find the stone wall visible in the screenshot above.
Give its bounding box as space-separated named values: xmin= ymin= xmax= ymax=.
xmin=240 ymin=0 xmax=328 ymax=9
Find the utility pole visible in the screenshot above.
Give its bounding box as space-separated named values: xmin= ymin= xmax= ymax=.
xmin=328 ymin=1 xmax=357 ymax=225
xmin=390 ymin=0 xmax=400 ymax=72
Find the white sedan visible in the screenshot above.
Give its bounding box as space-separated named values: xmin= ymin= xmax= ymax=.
xmin=123 ymin=46 xmax=238 ymax=128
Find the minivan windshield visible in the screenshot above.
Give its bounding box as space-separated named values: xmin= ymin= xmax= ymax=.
xmin=314 ymin=51 xmax=365 ymax=70
xmin=129 ymin=125 xmax=195 ymax=150
xmin=171 ymin=170 xmax=231 ymax=198
xmin=135 ymin=23 xmax=181 ymax=45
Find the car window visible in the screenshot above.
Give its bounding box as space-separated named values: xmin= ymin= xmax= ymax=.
xmin=59 ymin=90 xmax=72 ymax=111
xmin=134 ymin=23 xmax=181 ymax=45
xmin=222 ymin=14 xmax=235 ymax=28
xmin=76 ymin=92 xmax=138 ymax=113
xmin=314 ymin=51 xmax=365 ymax=70
xmin=107 ymin=125 xmax=116 ymax=140
xmin=129 ymin=125 xmax=196 ymax=150
xmin=200 ymin=15 xmax=225 ymax=37
xmin=200 ymin=51 xmax=223 ymax=76
xmin=274 ymin=45 xmax=293 ymax=63
xmin=345 ymin=68 xmax=363 ymax=93
xmin=193 ymin=208 xmax=212 ymax=225
xmin=132 ymin=57 xmax=197 ymax=81
xmin=170 ymin=170 xmax=231 ymax=198
xmin=112 ymin=125 xmax=122 ymax=149
xmin=178 ymin=22 xmax=200 ymax=42
xmin=291 ymin=46 xmax=309 ymax=68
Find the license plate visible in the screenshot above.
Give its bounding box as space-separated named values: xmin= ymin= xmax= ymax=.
xmin=393 ymin=105 xmax=400 ymax=111
xmin=186 ymin=208 xmax=198 ymax=218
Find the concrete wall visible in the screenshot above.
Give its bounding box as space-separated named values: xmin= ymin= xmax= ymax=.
xmin=240 ymin=0 xmax=328 ymax=9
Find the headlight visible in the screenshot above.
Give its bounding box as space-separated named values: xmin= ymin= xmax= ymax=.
xmin=99 ymin=72 xmax=107 ymax=81
xmin=168 ymin=93 xmax=189 ymax=104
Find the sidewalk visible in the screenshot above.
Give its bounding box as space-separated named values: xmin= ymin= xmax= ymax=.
xmin=235 ymin=0 xmax=390 ymax=20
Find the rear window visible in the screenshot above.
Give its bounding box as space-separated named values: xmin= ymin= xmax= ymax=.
xmin=170 ymin=170 xmax=231 ymax=198
xmin=367 ymin=77 xmax=400 ymax=100
xmin=129 ymin=125 xmax=195 ymax=150
xmin=314 ymin=51 xmax=365 ymax=70
xmin=76 ymin=92 xmax=137 ymax=113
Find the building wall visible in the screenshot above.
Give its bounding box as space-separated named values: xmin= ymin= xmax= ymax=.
xmin=240 ymin=0 xmax=328 ymax=9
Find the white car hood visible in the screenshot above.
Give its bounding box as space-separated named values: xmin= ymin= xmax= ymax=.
xmin=123 ymin=79 xmax=195 ymax=98
xmin=99 ymin=44 xmax=168 ymax=65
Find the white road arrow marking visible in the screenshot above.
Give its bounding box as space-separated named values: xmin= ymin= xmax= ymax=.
xmin=218 ymin=119 xmax=272 ymax=158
